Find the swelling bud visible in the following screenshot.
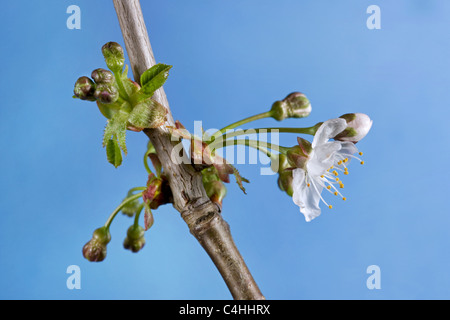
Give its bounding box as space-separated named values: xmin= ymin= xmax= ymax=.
xmin=270 ymin=92 xmax=312 ymax=121
xmin=91 ymin=68 xmax=114 ymax=84
xmin=334 ymin=113 xmax=373 ymax=143
xmin=82 ymin=227 xmax=111 ymax=262
xmin=74 ymin=76 xmax=96 ymax=101
xmin=123 ymin=225 xmax=146 ymax=253
xmin=102 ymin=42 xmax=125 ymax=73
xmin=94 ymin=83 xmax=119 ymax=104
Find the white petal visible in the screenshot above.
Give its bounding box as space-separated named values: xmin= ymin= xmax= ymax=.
xmin=351 ymin=113 xmax=373 ymax=141
xmin=312 ymin=118 xmax=347 ymax=148
xmin=339 ymin=141 xmax=358 ymax=155
xmin=307 ymin=141 xmax=342 ymax=176
xmin=292 ymin=169 xmax=322 ymax=222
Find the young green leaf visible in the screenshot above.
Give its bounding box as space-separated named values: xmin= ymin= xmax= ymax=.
xmin=139 ymin=64 xmax=172 ymax=97
xmin=106 ymin=138 xmax=123 ymax=168
xmin=102 ymin=106 xmax=130 ymax=154
xmin=128 ymin=99 xmax=167 ymax=130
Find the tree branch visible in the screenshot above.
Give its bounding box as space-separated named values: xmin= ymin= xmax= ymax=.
xmin=112 ymin=0 xmax=264 ymax=300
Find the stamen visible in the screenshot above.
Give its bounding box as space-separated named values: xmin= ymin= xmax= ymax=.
xmin=328 ymin=205 xmax=333 ymax=209
xmin=340 ymin=152 xmax=364 ymax=163
xmin=359 ymin=152 xmax=363 ymax=156
xmin=342 ymin=197 xmax=347 ymax=201
xmin=310 ymin=178 xmax=332 ymax=209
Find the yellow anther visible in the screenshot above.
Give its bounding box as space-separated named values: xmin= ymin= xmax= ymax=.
xmin=359 ymin=152 xmax=363 ymax=156
xmin=336 ymin=178 xmax=340 ymax=181
xmin=307 ymin=183 xmax=310 ymax=187
xmin=343 ymin=158 xmax=348 ymax=163
xmin=338 ymin=160 xmax=342 ymax=165
xmin=360 ymin=161 xmax=365 ymax=165
xmin=339 ymin=183 xmax=344 ymax=189
xmin=334 ymin=192 xmax=338 ymax=196
xmin=327 ymin=185 xmax=331 ymax=190
xmin=320 ymin=175 xmax=324 ymax=178
xmin=343 ymin=197 xmax=347 ymax=201
xmin=344 ymin=171 xmax=349 ymax=175
xmin=333 ymin=170 xmax=338 ymax=176
xmin=328 ymin=205 xmax=333 ymax=209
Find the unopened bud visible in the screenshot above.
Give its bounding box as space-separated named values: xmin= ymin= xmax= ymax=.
xmin=270 ymin=92 xmax=311 ymax=121
xmin=123 ymin=225 xmax=146 ymax=253
xmin=82 ymin=227 xmax=111 ymax=262
xmin=204 ymin=180 xmax=227 ymax=208
xmin=102 ymin=42 xmax=125 ymax=73
xmin=271 ymin=153 xmax=290 ymax=173
xmin=74 ymin=76 xmax=96 ymax=101
xmin=334 ymin=113 xmax=373 ymax=143
xmin=286 ymin=137 xmax=312 ymax=170
xmin=91 ymin=68 xmax=115 ymax=84
xmin=278 ymin=170 xmax=294 ymax=197
xmin=94 ymin=83 xmax=119 ymax=104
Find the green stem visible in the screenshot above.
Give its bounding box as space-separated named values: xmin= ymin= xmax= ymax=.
xmin=211 ymin=138 xmax=288 ymax=160
xmin=212 ymin=111 xmax=272 ymax=140
xmin=114 ymin=71 xmax=130 ymax=100
xmin=133 ymin=203 xmax=144 ymax=227
xmin=208 ymin=125 xmax=318 ymax=146
xmin=143 ymin=150 xmax=152 ymax=174
xmin=129 ymin=186 xmax=147 ymax=193
xmin=104 ymin=192 xmax=143 ymax=230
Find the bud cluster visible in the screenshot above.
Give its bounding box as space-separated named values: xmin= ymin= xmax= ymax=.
xmin=74 ymin=68 xmax=119 ymax=104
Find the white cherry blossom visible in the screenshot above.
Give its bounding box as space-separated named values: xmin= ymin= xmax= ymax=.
xmin=292 ymin=118 xmax=366 ymax=222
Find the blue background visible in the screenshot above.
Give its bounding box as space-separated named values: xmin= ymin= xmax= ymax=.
xmin=0 ymin=0 xmax=449 ymax=299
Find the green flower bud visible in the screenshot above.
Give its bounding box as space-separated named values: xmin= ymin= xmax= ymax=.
xmin=205 ymin=180 xmax=227 ymax=208
xmin=278 ymin=170 xmax=294 ymax=197
xmin=91 ymin=68 xmax=115 ymax=84
xmin=270 ymin=92 xmax=311 ymax=121
xmin=82 ymin=227 xmax=111 ymax=262
xmin=74 ymin=76 xmax=96 ymax=101
xmin=286 ymin=137 xmax=312 ymax=170
xmin=102 ymin=42 xmax=125 ymax=73
xmin=201 ymin=167 xmax=228 ymax=208
xmin=121 ymin=197 xmax=140 ymax=217
xmin=271 ymin=153 xmax=290 ymax=173
xmin=123 ymin=225 xmax=146 ymax=253
xmin=94 ymin=83 xmax=119 ymax=104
